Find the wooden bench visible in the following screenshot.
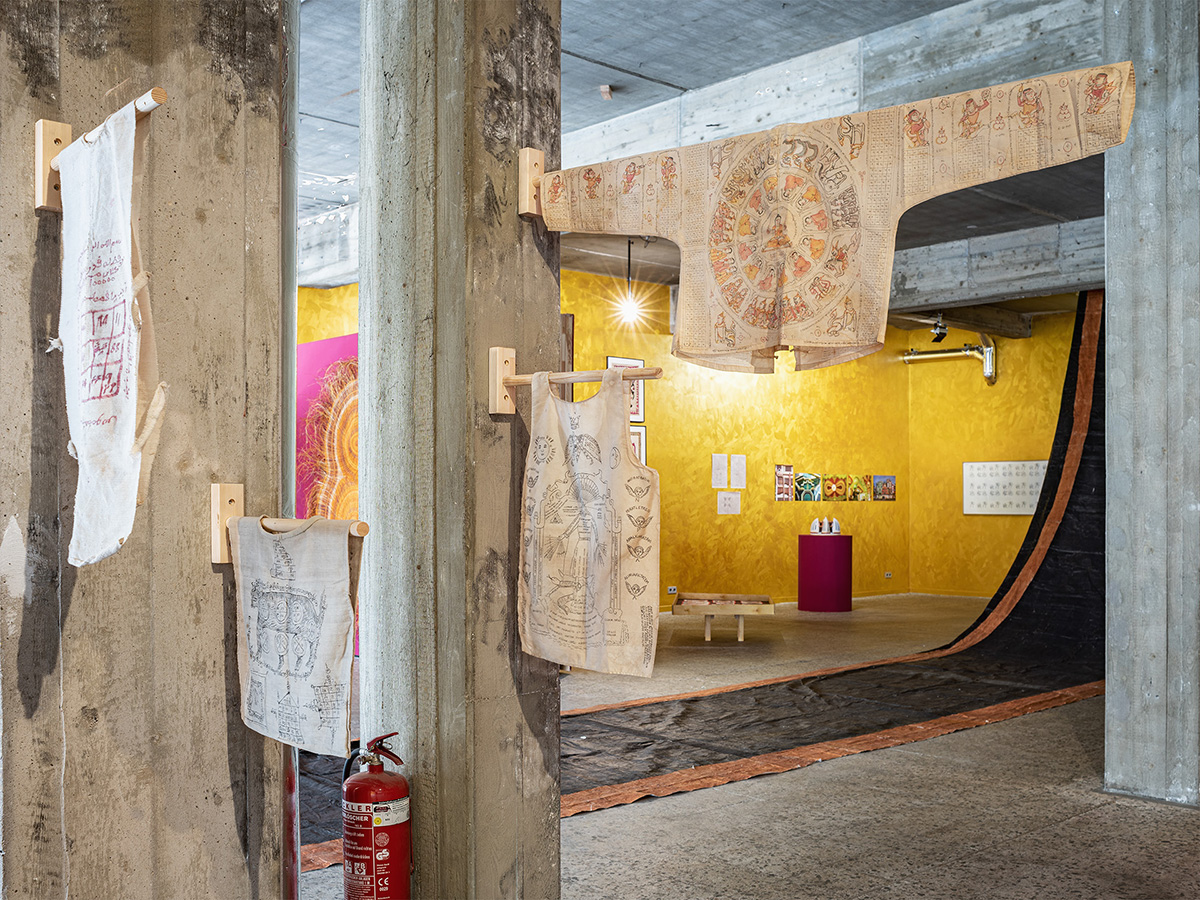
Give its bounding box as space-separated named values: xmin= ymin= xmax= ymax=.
xmin=671 ymin=592 xmax=775 ymax=641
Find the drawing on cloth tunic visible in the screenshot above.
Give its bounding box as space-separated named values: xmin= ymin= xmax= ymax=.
xmin=56 ymin=100 xmax=169 ymax=566
xmin=541 ymin=62 xmax=1135 ymax=373
xmin=519 ymin=370 xmax=660 ymax=677
xmin=229 ymin=517 xmax=360 ymax=756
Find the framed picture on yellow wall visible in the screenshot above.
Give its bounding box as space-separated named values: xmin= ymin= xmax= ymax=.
xmin=847 ymin=474 xmax=873 ymax=501
xmin=873 ymin=475 xmax=896 ymax=501
xmin=629 ymin=425 xmax=647 ymax=464
xmin=775 ymin=465 xmax=794 ymax=501
xmin=795 ymin=472 xmax=821 ymax=501
xmin=607 ymin=355 xmax=645 ymax=422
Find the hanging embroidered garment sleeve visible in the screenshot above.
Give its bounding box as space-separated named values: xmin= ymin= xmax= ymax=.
xmin=56 ymin=99 xmax=169 ymax=566
xmin=541 ymin=62 xmax=1135 ymax=373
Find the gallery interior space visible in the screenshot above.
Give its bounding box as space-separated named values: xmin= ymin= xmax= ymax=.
xmin=3 ymin=1 xmax=1200 ymax=899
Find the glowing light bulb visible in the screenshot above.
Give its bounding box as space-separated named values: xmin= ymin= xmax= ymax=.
xmin=617 ymin=292 xmax=642 ymax=325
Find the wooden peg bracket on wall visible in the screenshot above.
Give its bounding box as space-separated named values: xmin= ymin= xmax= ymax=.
xmin=490 ymin=347 xmax=518 ymax=414
xmin=35 ymin=120 xmax=72 ymax=211
xmin=518 ymin=148 xmax=545 ymax=219
xmin=34 ymin=86 xmax=168 ymax=212
xmin=488 ymin=346 xmax=663 ymax=415
xmin=210 ymin=483 xmax=370 ymax=564
xmin=211 ymin=483 xmax=245 ymax=564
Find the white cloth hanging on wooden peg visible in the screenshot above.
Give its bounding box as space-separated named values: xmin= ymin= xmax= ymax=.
xmin=518 ymin=369 xmax=661 ymax=677
xmin=56 ymin=99 xmax=168 ymax=566
xmin=229 ymin=516 xmax=360 ymax=757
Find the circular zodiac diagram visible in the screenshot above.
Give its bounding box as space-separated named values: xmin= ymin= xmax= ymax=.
xmin=707 ymin=130 xmax=862 ymax=347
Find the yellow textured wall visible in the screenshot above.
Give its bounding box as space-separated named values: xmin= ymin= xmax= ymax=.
xmin=301 ymin=276 xmax=1076 ymax=609
xmin=298 ymin=283 xmax=359 ymax=344
xmin=907 ymin=310 xmax=1075 ymax=595
xmin=561 ymin=270 xmax=913 ymax=606
xmin=562 ymin=271 xmax=1076 ymax=608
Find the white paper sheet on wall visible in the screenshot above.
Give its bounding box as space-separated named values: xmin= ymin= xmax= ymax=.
xmin=730 ymin=454 xmax=747 ymax=490
xmin=963 ymin=460 xmax=1048 ymax=515
xmin=711 ymin=454 xmax=728 ymax=489
xmin=717 ymin=491 xmax=741 ymax=515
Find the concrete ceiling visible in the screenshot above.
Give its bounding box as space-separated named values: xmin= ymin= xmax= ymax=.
xmin=298 ymin=0 xmax=1102 ymax=285
xmin=560 ymin=0 xmax=965 ymax=132
xmin=298 ymin=0 xmax=360 ymax=219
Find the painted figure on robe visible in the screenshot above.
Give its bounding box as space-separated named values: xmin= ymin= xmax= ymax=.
xmin=904 ymin=108 xmax=931 ymax=147
xmin=621 ymin=162 xmax=640 ymax=194
xmin=1017 ymin=85 xmax=1045 ymax=127
xmin=582 ymin=167 xmax=601 ymax=199
xmin=1085 ymin=71 xmax=1116 ymax=114
xmin=764 ymin=214 xmax=792 ymax=250
xmin=959 ymin=94 xmax=991 ymax=138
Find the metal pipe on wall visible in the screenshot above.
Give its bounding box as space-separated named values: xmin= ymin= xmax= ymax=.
xmin=280 ymin=1 xmax=301 ymax=897
xmin=902 ymin=333 xmax=997 ymax=385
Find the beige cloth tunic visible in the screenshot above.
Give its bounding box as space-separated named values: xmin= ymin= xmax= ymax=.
xmin=229 ymin=516 xmax=359 ymax=756
xmin=519 ymin=370 xmax=660 ymax=677
xmin=541 ymin=62 xmax=1135 ymax=373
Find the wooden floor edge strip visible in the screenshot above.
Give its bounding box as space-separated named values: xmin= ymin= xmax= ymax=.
xmin=560 ymin=680 xmax=1105 ymax=817
xmin=300 ymin=836 xmax=344 ymax=873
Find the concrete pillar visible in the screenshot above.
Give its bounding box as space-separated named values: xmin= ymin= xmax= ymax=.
xmin=0 ymin=3 xmax=290 ymax=897
xmin=1104 ymin=0 xmax=1200 ymax=803
xmin=359 ymin=0 xmax=562 ymax=896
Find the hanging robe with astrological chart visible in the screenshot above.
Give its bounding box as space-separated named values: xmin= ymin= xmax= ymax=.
xmin=541 ymin=62 xmax=1135 ymax=373
xmin=519 ymin=370 xmax=661 ymax=677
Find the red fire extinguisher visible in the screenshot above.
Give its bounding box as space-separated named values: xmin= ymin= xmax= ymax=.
xmin=342 ymin=732 xmax=413 ymax=900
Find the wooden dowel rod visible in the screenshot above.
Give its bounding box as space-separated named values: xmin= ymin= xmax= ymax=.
xmin=50 ymin=87 xmax=167 ymax=170
xmin=259 ymin=517 xmax=370 ymax=538
xmin=502 ymin=366 xmax=662 ymax=388
xmin=134 ymin=86 xmax=168 ymax=114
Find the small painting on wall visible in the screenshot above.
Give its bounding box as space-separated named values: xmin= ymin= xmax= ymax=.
xmin=628 ymin=425 xmax=647 ymax=464
xmin=823 ymin=475 xmax=848 ymax=501
xmin=607 ymin=356 xmax=645 ymax=422
xmin=847 ymin=474 xmax=873 ymax=501
xmin=775 ymin=465 xmax=794 ymax=501
xmin=873 ymin=475 xmax=897 ymax=501
xmin=795 ymin=472 xmax=821 ymax=501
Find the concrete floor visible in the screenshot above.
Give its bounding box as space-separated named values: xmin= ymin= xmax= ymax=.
xmin=562 ymin=592 xmax=989 ymax=710
xmin=303 ymin=594 xmax=1200 ymax=899
xmin=562 ymin=697 xmax=1200 ymax=900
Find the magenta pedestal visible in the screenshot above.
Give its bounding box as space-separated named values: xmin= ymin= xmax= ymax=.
xmin=798 ymin=534 xmax=853 ymax=612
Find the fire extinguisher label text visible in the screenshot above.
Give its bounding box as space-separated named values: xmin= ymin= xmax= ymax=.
xmin=370 ymin=797 xmax=410 ymax=827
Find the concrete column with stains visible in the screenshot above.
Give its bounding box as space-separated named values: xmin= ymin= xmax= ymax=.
xmin=1104 ymin=0 xmax=1200 ymax=804
xmin=359 ymin=0 xmax=562 ymax=896
xmin=0 ymin=3 xmax=290 ymax=897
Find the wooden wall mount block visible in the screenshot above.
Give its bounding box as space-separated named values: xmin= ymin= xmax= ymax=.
xmin=35 ymin=119 xmax=72 ymax=211
xmin=518 ymin=148 xmax=544 ymax=219
xmin=489 ymin=347 xmax=517 ymax=414
xmin=210 ymin=483 xmax=245 ymax=564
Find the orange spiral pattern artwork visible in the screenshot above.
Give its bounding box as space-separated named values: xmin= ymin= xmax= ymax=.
xmin=300 ymin=356 xmax=359 ymax=520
